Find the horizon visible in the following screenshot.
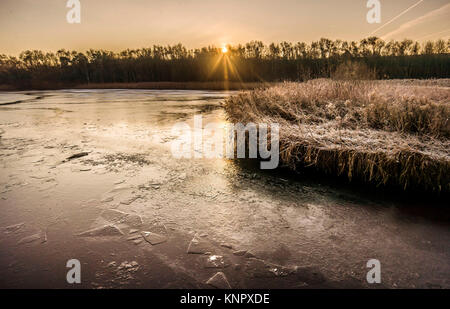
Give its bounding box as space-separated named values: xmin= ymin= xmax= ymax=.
xmin=1 ymin=0 xmax=449 ymax=56
xmin=1 ymin=36 xmax=449 ymax=57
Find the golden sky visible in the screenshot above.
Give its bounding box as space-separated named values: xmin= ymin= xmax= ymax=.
xmin=0 ymin=0 xmax=449 ymax=55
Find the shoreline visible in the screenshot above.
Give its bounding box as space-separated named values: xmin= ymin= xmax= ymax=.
xmin=0 ymin=81 xmax=273 ymax=92
xmin=1 ymin=79 xmax=449 ymax=92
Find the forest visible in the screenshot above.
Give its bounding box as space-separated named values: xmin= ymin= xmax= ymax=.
xmin=0 ymin=37 xmax=449 ymax=89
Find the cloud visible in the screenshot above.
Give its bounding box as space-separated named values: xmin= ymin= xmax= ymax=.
xmin=382 ymin=3 xmax=450 ymax=39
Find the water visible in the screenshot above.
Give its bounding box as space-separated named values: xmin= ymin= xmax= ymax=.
xmin=0 ymin=90 xmax=448 ymax=288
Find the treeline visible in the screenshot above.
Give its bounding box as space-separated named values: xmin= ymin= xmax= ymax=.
xmin=1 ymin=37 xmax=449 ymax=89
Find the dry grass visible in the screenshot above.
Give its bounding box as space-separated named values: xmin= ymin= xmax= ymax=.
xmin=224 ymin=79 xmax=450 ymax=193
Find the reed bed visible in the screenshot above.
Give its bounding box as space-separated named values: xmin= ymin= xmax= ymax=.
xmin=224 ymin=79 xmax=450 ymax=192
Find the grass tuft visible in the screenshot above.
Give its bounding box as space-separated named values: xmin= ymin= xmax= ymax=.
xmin=224 ymin=79 xmax=450 ymax=192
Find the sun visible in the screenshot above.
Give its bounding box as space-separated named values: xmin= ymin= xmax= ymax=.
xmin=221 ymin=45 xmax=228 ymax=54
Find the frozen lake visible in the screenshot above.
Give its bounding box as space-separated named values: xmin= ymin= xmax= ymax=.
xmin=0 ymin=89 xmax=448 ymax=288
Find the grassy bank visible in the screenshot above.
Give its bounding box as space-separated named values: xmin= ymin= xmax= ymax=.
xmin=224 ymin=79 xmax=450 ymax=193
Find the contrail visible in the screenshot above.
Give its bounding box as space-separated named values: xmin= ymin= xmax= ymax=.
xmin=382 ymin=4 xmax=450 ymax=39
xmin=370 ymin=0 xmax=425 ymax=35
xmin=419 ymin=28 xmax=450 ymax=40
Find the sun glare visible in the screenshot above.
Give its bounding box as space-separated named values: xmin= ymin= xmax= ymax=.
xmin=221 ymin=46 xmax=228 ymax=53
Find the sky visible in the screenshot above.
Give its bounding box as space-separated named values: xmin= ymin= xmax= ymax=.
xmin=0 ymin=0 xmax=449 ymax=55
